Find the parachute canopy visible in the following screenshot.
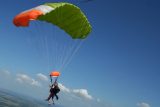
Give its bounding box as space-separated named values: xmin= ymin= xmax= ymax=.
xmin=50 ymin=71 xmax=60 ymax=77
xmin=13 ymin=2 xmax=92 ymax=39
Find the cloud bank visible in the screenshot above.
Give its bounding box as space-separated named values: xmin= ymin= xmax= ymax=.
xmin=16 ymin=74 xmax=41 ymax=87
xmin=0 ymin=70 xmax=107 ymax=107
xmin=73 ymin=89 xmax=93 ymax=100
xmin=0 ymin=70 xmax=94 ymax=101
xmin=137 ymin=102 xmax=150 ymax=107
xmin=59 ymin=83 xmax=71 ymax=93
xmin=59 ymin=83 xmax=93 ymax=100
xmin=0 ymin=69 xmax=10 ymax=76
xmin=36 ymin=73 xmax=48 ymax=82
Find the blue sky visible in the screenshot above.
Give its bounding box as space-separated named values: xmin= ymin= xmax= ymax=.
xmin=0 ymin=0 xmax=160 ymax=107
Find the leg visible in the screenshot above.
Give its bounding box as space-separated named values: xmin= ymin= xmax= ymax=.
xmin=47 ymin=93 xmax=54 ymax=101
xmin=55 ymin=94 xmax=59 ymax=100
xmin=51 ymin=95 xmax=54 ymax=101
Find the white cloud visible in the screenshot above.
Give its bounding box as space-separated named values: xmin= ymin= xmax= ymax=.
xmin=58 ymin=83 xmax=93 ymax=100
xmin=73 ymin=89 xmax=93 ymax=100
xmin=16 ymin=74 xmax=41 ymax=87
xmin=137 ymin=102 xmax=150 ymax=107
xmin=59 ymin=83 xmax=71 ymax=93
xmin=36 ymin=73 xmax=48 ymax=82
xmin=0 ymin=70 xmax=10 ymax=76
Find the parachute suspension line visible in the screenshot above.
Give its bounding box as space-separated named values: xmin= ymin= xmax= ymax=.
xmin=60 ymin=41 xmax=79 ymax=71
xmin=52 ymin=3 xmax=82 ymax=72
xmin=51 ymin=6 xmax=60 ymax=70
xmin=20 ymin=22 xmax=47 ymax=63
xmin=54 ymin=28 xmax=59 ymax=70
xmin=56 ymin=43 xmax=65 ymax=71
xmin=55 ymin=4 xmax=69 ymax=71
xmin=23 ymin=21 xmax=54 ymax=72
xmin=44 ymin=22 xmax=61 ymax=71
xmin=58 ymin=44 xmax=65 ymax=70
xmin=30 ymin=21 xmax=57 ymax=72
xmin=50 ymin=77 xmax=58 ymax=85
xmin=55 ymin=77 xmax=58 ymax=83
xmin=50 ymin=76 xmax=58 ymax=84
xmin=59 ymin=40 xmax=80 ymax=71
xmin=41 ymin=22 xmax=52 ymax=72
xmin=34 ymin=22 xmax=46 ymax=55
xmin=48 ymin=3 xmax=66 ymax=71
xmin=50 ymin=75 xmax=52 ymax=84
xmin=56 ymin=3 xmax=65 ymax=71
xmin=50 ymin=25 xmax=57 ymax=70
xmin=30 ymin=22 xmax=57 ymax=71
xmin=20 ymin=25 xmax=38 ymax=50
xmin=50 ymin=76 xmax=58 ymax=85
xmin=60 ymin=40 xmax=83 ymax=72
xmin=34 ymin=22 xmax=50 ymax=71
xmin=59 ymin=14 xmax=87 ymax=72
xmin=60 ymin=41 xmax=83 ymax=71
xmin=49 ymin=25 xmax=55 ymax=70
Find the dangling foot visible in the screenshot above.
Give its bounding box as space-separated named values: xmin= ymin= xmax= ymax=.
xmin=56 ymin=96 xmax=59 ymax=100
xmin=48 ymin=100 xmax=53 ymax=105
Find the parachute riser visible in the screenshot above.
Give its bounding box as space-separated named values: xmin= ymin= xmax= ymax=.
xmin=50 ymin=75 xmax=59 ymax=85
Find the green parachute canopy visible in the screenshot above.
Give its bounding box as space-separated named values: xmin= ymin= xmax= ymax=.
xmin=13 ymin=2 xmax=92 ymax=39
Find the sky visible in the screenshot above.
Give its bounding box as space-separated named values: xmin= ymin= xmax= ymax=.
xmin=0 ymin=0 xmax=160 ymax=107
